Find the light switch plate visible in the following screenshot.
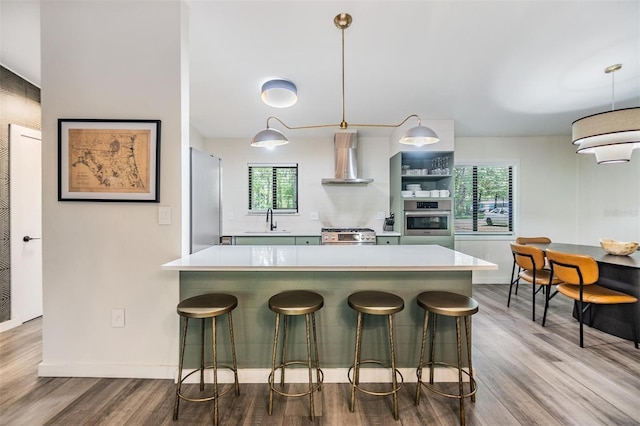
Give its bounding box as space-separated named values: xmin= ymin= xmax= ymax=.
xmin=158 ymin=206 xmax=171 ymax=225
xmin=310 ymin=212 xmax=319 ymax=220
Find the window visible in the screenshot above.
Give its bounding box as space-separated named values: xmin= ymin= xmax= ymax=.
xmin=248 ymin=163 xmax=298 ymax=213
xmin=454 ymin=164 xmax=513 ymax=234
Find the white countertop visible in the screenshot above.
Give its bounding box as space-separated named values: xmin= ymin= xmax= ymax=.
xmin=162 ymin=244 xmax=497 ymax=272
xmin=226 ymin=231 xmax=402 ymax=237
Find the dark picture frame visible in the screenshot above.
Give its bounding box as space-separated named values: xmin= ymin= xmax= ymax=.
xmin=58 ymin=119 xmax=161 ymax=202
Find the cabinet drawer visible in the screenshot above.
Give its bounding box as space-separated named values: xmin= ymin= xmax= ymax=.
xmin=377 ymin=236 xmax=399 ymax=245
xmin=295 ymin=237 xmax=321 ymax=245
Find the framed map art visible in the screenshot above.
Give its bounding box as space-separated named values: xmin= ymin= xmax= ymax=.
xmin=58 ymin=119 xmax=161 ymax=202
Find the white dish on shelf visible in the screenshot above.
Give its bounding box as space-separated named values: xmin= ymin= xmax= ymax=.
xmin=415 ymin=190 xmax=430 ymax=197
xmin=401 ymin=190 xmax=413 ymax=197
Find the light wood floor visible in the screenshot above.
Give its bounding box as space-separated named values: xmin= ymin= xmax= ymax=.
xmin=1 ymin=284 xmax=639 ymax=425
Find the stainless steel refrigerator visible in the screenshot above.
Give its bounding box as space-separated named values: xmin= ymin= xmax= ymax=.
xmin=190 ymin=148 xmax=221 ymax=253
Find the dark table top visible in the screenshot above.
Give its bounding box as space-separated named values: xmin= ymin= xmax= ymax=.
xmin=530 ymin=243 xmax=640 ymax=269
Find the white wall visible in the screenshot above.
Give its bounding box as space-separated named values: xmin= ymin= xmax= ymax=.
xmin=40 ymin=1 xmax=186 ymax=378
xmin=576 ymin=151 xmax=640 ymax=244
xmin=207 ymin=135 xmax=391 ymax=234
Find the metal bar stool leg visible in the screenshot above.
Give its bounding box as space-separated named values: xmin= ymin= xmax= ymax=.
xmin=173 ymin=317 xmax=189 ymax=420
xmin=429 ymin=313 xmax=438 ymax=385
xmin=228 ymin=311 xmax=240 ymax=396
xmin=312 ymin=312 xmax=322 ymax=391
xmin=281 ymin=315 xmax=288 ymax=387
xmin=350 ymin=311 xmax=363 ymax=412
xmin=465 ymin=316 xmax=475 ymax=403
xmin=305 ymin=313 xmax=315 ymax=421
xmin=388 ymin=314 xmax=399 ymax=421
xmin=415 ymin=308 xmax=429 ymax=405
xmin=456 ymin=317 xmax=465 ymax=426
xmin=268 ymin=313 xmax=280 ymax=416
xmin=200 ymin=318 xmax=206 ymax=391
xmin=212 ymin=317 xmax=219 ymax=426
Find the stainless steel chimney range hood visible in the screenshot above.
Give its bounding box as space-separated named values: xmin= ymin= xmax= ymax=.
xmin=321 ymin=131 xmax=373 ymax=185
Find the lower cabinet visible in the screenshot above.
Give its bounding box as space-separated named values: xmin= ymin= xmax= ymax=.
xmin=234 ymin=236 xmax=296 ymax=245
xmin=232 ymin=236 xmax=321 ymax=245
xmin=234 ymin=236 xmax=400 ymax=246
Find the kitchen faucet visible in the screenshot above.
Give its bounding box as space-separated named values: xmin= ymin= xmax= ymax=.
xmin=266 ymin=208 xmax=277 ymax=231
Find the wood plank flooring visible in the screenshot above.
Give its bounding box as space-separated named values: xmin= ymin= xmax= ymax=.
xmin=1 ymin=284 xmax=639 ymax=425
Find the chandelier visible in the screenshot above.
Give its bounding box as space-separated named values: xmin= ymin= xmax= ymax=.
xmin=572 ymin=64 xmax=640 ymax=164
xmin=251 ymin=13 xmax=440 ymax=148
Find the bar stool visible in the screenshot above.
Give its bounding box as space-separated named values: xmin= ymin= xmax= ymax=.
xmin=173 ymin=293 xmax=239 ymax=426
xmin=348 ymin=290 xmax=404 ymax=421
xmin=415 ymin=291 xmax=478 ymax=426
xmin=268 ymin=290 xmax=324 ymax=421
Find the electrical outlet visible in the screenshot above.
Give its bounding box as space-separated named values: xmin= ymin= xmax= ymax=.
xmin=111 ymin=308 xmax=125 ymax=328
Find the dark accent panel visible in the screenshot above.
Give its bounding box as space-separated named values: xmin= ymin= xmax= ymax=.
xmin=0 ymin=66 xmax=41 ymax=323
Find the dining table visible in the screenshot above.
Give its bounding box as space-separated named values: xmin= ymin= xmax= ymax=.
xmin=530 ymin=242 xmax=639 ymax=342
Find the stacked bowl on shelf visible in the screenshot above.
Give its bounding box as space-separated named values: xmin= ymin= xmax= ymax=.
xmin=404 ymin=184 xmax=422 ymax=197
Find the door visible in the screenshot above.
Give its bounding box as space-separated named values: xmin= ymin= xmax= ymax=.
xmin=9 ymin=124 xmax=43 ymax=323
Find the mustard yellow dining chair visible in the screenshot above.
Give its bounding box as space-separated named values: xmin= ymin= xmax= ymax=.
xmin=515 ymin=237 xmax=551 ymax=245
xmin=511 ymin=238 xmax=552 ymax=289
xmin=546 ymin=249 xmax=639 ymax=349
xmin=509 ymin=243 xmax=562 ymax=325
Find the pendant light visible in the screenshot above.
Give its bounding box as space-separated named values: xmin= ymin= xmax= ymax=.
xmin=251 ymin=13 xmax=439 ymax=148
xmin=572 ymin=64 xmax=640 ymax=164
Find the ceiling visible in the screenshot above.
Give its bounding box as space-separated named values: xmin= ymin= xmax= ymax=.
xmin=2 ymin=1 xmax=639 ymax=139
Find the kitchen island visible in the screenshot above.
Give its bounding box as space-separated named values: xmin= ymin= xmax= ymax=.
xmin=162 ymin=244 xmax=497 ymax=383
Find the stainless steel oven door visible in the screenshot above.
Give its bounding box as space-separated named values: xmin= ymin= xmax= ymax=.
xmin=404 ymin=210 xmax=451 ymax=236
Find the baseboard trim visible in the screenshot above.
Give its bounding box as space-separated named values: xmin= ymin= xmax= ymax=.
xmin=192 ymin=367 xmax=473 ymax=384
xmin=0 ymin=319 xmax=21 ymax=333
xmin=37 ymin=363 xmax=472 ymax=383
xmin=38 ymin=362 xmax=176 ymax=379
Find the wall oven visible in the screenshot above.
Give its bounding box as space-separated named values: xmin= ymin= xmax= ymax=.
xmin=403 ymin=200 xmax=452 ymax=236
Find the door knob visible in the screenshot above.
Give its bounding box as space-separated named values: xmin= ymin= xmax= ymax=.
xmin=23 ymin=236 xmax=41 ymax=242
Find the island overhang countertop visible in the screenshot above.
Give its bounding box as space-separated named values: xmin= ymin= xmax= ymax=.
xmin=161 ymin=244 xmax=498 ymax=272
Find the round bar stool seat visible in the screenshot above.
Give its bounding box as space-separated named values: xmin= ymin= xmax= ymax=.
xmin=173 ymin=293 xmax=239 ymax=426
xmin=178 ymin=293 xmax=238 ymax=318
xmin=268 ymin=290 xmax=324 ymax=421
xmin=348 ymin=291 xmax=404 ymax=421
xmin=415 ymin=291 xmax=478 ymax=426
